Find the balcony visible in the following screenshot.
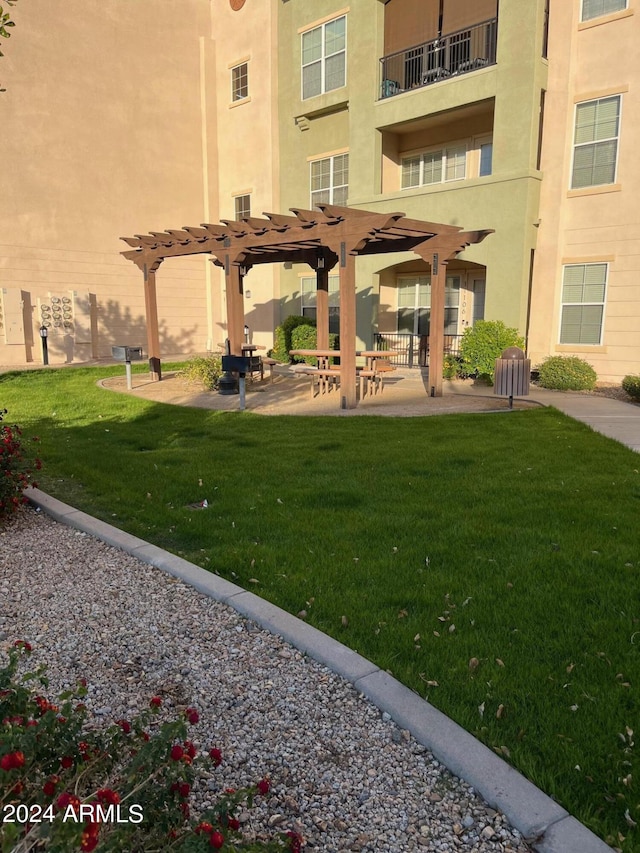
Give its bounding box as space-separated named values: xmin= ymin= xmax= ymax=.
xmin=379 ymin=18 xmax=497 ymax=100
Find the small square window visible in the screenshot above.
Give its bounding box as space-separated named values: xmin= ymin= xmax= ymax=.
xmin=231 ymin=63 xmax=248 ymax=101
xmin=234 ymin=194 xmax=251 ymax=219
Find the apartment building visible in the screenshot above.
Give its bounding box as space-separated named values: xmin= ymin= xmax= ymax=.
xmin=1 ymin=0 xmax=637 ymax=382
xmin=0 ymin=0 xmax=279 ymax=365
xmin=529 ymin=0 xmax=639 ymax=382
xmin=277 ymin=0 xmax=548 ymax=366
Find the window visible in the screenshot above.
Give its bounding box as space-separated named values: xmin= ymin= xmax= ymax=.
xmin=396 ymin=276 xmax=460 ymax=335
xmin=571 ymin=96 xmax=620 ymax=189
xmin=301 ymin=16 xmax=346 ymax=99
xmin=234 ymin=194 xmax=251 ymax=219
xmin=560 ymin=263 xmax=607 ymax=344
xmin=231 ymin=62 xmax=248 ymax=101
xmin=301 ymin=275 xmax=340 ymax=334
xmin=479 ymin=141 xmax=493 ymax=177
xmin=310 ymin=153 xmax=348 ymax=207
xmin=401 ymin=145 xmax=466 ymax=189
xmin=581 ymin=0 xmax=627 ymax=21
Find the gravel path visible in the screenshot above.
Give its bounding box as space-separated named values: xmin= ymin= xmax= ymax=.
xmin=1 ymin=507 xmax=531 ymax=852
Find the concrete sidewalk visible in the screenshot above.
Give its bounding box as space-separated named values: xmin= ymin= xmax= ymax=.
xmin=447 ymin=379 xmax=640 ymax=454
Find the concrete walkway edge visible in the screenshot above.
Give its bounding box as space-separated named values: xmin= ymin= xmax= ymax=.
xmin=24 ymin=487 xmax=612 ymax=853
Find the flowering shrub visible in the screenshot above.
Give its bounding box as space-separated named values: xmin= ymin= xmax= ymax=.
xmin=537 ymin=355 xmax=597 ymax=391
xmin=0 ymin=642 xmax=303 ymax=852
xmin=0 ymin=410 xmax=41 ymax=516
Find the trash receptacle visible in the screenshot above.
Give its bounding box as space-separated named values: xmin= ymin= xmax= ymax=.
xmin=494 ymin=346 xmax=530 ymax=408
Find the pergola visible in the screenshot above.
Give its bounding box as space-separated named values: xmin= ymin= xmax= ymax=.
xmin=121 ymin=204 xmax=492 ymax=408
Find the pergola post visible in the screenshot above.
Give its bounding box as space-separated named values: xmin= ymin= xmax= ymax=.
xmin=143 ymin=261 xmax=162 ymax=381
xmin=428 ymin=251 xmax=447 ymax=397
xmin=316 ymin=265 xmax=329 ymax=350
xmin=224 ymin=256 xmax=246 ymax=355
xmin=338 ymin=246 xmax=357 ymax=410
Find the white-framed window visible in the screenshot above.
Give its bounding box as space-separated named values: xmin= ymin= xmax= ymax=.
xmin=396 ymin=276 xmax=460 ymax=335
xmin=559 ymin=263 xmax=607 ymax=344
xmin=479 ymin=141 xmax=493 ymax=177
xmin=234 ymin=194 xmax=251 ymax=219
xmin=571 ymin=95 xmax=620 ymax=189
xmin=310 ymin=153 xmax=348 ymax=207
xmin=581 ymin=0 xmax=627 ymax=22
xmin=301 ymin=15 xmax=346 ymax=99
xmin=231 ymin=62 xmax=248 ymax=101
xmin=301 ymin=275 xmax=340 ymax=334
xmin=401 ymin=144 xmax=466 ymax=189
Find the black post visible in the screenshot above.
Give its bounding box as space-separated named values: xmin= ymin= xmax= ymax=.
xmin=39 ymin=326 xmax=49 ymax=366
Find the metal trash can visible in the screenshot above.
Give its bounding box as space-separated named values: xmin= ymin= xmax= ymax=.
xmin=494 ymin=346 xmax=530 ymax=408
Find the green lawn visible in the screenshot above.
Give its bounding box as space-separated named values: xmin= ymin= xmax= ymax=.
xmin=3 ymin=365 xmax=639 ymax=850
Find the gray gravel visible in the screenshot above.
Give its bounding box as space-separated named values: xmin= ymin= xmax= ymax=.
xmin=0 ymin=507 xmax=531 ymax=852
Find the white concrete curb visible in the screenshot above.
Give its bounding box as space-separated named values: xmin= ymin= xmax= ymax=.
xmin=24 ymin=487 xmax=612 ymax=853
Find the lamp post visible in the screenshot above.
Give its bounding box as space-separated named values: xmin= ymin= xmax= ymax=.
xmin=244 ymin=324 xmax=250 ymax=343
xmin=39 ymin=325 xmax=49 ymax=365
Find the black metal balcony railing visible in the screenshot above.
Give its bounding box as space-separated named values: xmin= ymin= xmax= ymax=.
xmin=374 ymin=333 xmax=462 ymax=368
xmin=379 ymin=18 xmax=497 ymax=99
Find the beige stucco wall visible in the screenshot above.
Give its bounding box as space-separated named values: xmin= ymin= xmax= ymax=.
xmin=1 ymin=0 xmax=279 ymax=366
xmin=529 ymin=4 xmax=640 ymax=381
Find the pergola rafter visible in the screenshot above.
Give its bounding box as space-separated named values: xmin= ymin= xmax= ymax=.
xmin=121 ymin=205 xmax=492 ymax=408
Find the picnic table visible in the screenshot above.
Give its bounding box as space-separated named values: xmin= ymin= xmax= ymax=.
xmin=289 ymin=349 xmax=398 ymax=397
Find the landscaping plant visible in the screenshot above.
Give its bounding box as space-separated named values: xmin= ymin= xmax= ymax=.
xmin=180 ymin=357 xmax=223 ymax=391
xmin=0 ymin=641 xmax=302 ymax=853
xmin=270 ymin=316 xmax=314 ymax=363
xmin=537 ymin=355 xmax=597 ymax=391
xmin=0 ymin=409 xmax=40 ymax=516
xmin=458 ymin=321 xmax=525 ymax=383
xmin=621 ymin=374 xmax=640 ymax=401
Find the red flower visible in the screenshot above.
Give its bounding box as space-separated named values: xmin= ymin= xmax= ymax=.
xmin=60 ymin=755 xmax=73 ymax=769
xmin=96 ymin=788 xmax=120 ymax=805
xmin=286 ymin=830 xmax=303 ymax=852
xmin=256 ymin=777 xmax=270 ymax=795
xmin=170 ymin=745 xmax=184 ymax=761
xmin=227 ymin=817 xmax=240 ymax=831
xmin=195 ymin=822 xmax=214 ymax=835
xmin=43 ymin=777 xmax=60 ymax=797
xmin=13 ymin=640 xmax=32 ymax=652
xmin=178 ymin=782 xmax=190 ymax=798
xmin=185 ymin=707 xmax=199 ymax=724
xmin=209 ymin=747 xmax=223 ymax=766
xmin=0 ymin=751 xmax=25 ymax=771
xmin=184 ymin=740 xmax=197 ymax=759
xmin=150 ymin=696 xmax=162 ymax=708
xmin=209 ymin=830 xmax=225 ymax=849
xmin=116 ymin=719 xmax=131 ymax=734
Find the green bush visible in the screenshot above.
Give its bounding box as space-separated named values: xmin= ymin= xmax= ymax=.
xmin=271 ymin=315 xmax=314 ymax=363
xmin=622 ymin=374 xmax=640 ymax=401
xmin=459 ymin=321 xmax=525 ymax=383
xmin=290 ymin=326 xmax=338 ymax=365
xmin=537 ymin=356 xmax=597 ymax=391
xmin=442 ymin=354 xmax=465 ymax=380
xmin=179 ymin=356 xmax=223 ymax=390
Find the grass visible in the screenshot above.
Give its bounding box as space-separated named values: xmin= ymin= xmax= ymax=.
xmin=3 ymin=365 xmax=640 ymax=850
